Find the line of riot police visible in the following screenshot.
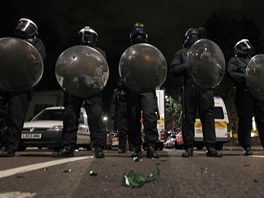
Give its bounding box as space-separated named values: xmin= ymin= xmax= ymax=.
xmin=0 ymin=18 xmax=264 ymax=159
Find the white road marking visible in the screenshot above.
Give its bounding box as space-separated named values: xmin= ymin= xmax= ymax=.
xmin=0 ymin=156 xmax=93 ymax=179
xmin=0 ymin=191 xmax=37 ymax=198
xmin=250 ymin=155 xmax=264 ymax=158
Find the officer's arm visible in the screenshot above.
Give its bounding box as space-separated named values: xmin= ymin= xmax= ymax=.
xmin=109 ymin=89 xmax=118 ymax=120
xmin=32 ymin=38 xmax=47 ymax=60
xmin=227 ymin=57 xmax=246 ymax=85
xmin=170 ymin=50 xmax=187 ymax=77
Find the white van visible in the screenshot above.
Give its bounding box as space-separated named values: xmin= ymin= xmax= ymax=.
xmin=177 ymin=96 xmax=229 ymax=150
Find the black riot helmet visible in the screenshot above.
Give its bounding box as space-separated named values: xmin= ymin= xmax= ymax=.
xmin=183 ymin=27 xmax=206 ymax=48
xmin=130 ymin=22 xmax=148 ymax=44
xmin=15 ymin=18 xmax=38 ymax=39
xmin=79 ymin=26 xmax=98 ymax=47
xmin=234 ymin=39 xmax=254 ymax=57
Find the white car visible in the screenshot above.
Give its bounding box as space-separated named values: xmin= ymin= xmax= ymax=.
xmin=19 ymin=106 xmax=91 ymax=151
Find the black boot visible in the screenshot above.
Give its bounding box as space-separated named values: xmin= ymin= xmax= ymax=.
xmin=52 ymin=146 xmax=74 ymax=157
xmin=206 ymin=147 xmax=222 ymax=157
xmin=95 ymin=146 xmax=105 ymax=158
xmin=182 ymin=147 xmax=193 ymax=157
xmin=243 ymin=147 xmax=253 ymax=156
xmin=118 ymin=147 xmax=126 ymax=153
xmin=131 ymin=145 xmax=142 ymax=158
xmin=147 ymin=143 xmax=159 ymax=158
xmin=0 ymin=148 xmax=15 ymax=157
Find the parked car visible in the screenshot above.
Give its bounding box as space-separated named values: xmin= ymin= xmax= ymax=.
xmin=105 ymin=131 xmax=120 ymax=150
xmin=19 ymin=106 xmax=91 ymax=151
xmin=164 ymin=134 xmax=176 ymax=149
xmin=164 ymin=130 xmax=184 ymax=149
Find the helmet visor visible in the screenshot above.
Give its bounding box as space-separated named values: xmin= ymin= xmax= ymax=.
xmin=15 ymin=18 xmax=38 ymax=39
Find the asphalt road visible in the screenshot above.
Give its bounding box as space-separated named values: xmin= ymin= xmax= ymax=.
xmin=0 ymin=146 xmax=263 ymax=198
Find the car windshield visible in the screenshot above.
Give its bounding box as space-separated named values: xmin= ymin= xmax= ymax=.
xmin=33 ymin=109 xmax=64 ymax=121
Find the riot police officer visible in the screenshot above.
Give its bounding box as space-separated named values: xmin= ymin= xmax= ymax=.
xmin=170 ymin=27 xmax=222 ymax=157
xmin=52 ymin=26 xmax=107 ymax=158
xmin=227 ymin=39 xmax=264 ymax=155
xmin=125 ymin=22 xmax=159 ymax=159
xmin=110 ymin=79 xmax=129 ymax=153
xmin=0 ymin=103 xmax=8 ymax=149
xmin=0 ymin=18 xmax=46 ymax=157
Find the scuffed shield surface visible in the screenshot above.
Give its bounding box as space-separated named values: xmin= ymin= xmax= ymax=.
xmin=186 ymin=39 xmax=225 ymax=89
xmin=55 ymin=45 xmax=109 ymax=97
xmin=0 ymin=37 xmax=44 ymax=92
xmin=119 ymin=43 xmax=167 ymax=93
xmin=246 ymin=54 xmax=264 ymax=100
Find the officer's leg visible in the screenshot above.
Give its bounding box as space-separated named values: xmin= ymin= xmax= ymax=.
xmin=237 ymin=116 xmax=253 ymax=148
xmin=141 ymin=92 xmax=159 ymax=158
xmin=198 ymin=89 xmax=222 ymax=157
xmin=117 ymin=103 xmax=129 ymax=153
xmin=85 ymin=94 xmax=106 ymax=158
xmin=198 ymin=90 xmax=217 ymax=147
xmin=182 ymin=86 xmax=196 ymax=157
xmin=118 ymin=131 xmax=127 ymax=153
xmin=127 ymin=93 xmax=142 ymax=157
xmin=1 ymin=90 xmax=31 ymax=156
xmin=235 ymin=90 xmax=254 ymax=154
xmin=53 ymin=94 xmax=82 ymax=157
xmin=254 ymin=100 xmax=264 ymax=148
xmin=0 ymin=93 xmax=8 ymax=149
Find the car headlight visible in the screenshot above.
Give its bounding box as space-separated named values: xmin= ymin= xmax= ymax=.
xmin=47 ymin=125 xmax=63 ymax=132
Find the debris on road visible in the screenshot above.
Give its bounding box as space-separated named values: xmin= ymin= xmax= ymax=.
xmin=123 ymin=167 xmax=160 ymax=188
xmin=89 ymin=170 xmax=98 ymax=176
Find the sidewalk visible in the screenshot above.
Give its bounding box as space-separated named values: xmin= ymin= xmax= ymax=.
xmin=223 ymin=146 xmax=263 ymax=151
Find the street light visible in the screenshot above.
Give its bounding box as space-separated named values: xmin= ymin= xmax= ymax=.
xmin=102 ymin=115 xmax=109 ymax=132
xmin=102 ymin=116 xmax=108 ymax=122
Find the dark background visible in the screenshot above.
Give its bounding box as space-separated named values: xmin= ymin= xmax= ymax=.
xmin=1 ymin=0 xmax=264 ymax=112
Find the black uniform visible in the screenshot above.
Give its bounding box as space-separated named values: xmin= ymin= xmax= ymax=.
xmin=124 ymin=22 xmax=160 ymax=159
xmin=53 ymin=26 xmax=107 ymax=158
xmin=62 ymin=47 xmax=107 ymax=149
xmin=63 ymin=92 xmax=106 ymax=148
xmin=227 ymin=56 xmax=264 ymax=149
xmin=0 ymin=38 xmax=46 ymax=152
xmin=127 ymin=90 xmax=159 ymax=147
xmin=170 ymin=48 xmax=217 ymax=149
xmin=0 ymin=103 xmax=8 ymax=148
xmin=109 ymin=81 xmax=129 ymax=151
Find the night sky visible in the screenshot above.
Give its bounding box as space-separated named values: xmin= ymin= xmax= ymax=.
xmin=1 ymin=0 xmax=264 ymax=111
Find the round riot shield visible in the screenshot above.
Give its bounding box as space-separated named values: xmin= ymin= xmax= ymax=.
xmin=55 ymin=45 xmax=109 ymax=98
xmin=119 ymin=43 xmax=167 ymax=93
xmin=246 ymin=54 xmax=264 ymax=100
xmin=0 ymin=37 xmax=44 ymax=92
xmin=186 ymin=39 xmax=225 ymax=89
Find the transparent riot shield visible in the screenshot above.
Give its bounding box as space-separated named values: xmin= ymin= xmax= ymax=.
xmin=119 ymin=43 xmax=167 ymax=93
xmin=246 ymin=54 xmax=264 ymax=100
xmin=186 ymin=39 xmax=225 ymax=90
xmin=0 ymin=37 xmax=44 ymax=92
xmin=55 ymin=45 xmax=109 ymax=98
